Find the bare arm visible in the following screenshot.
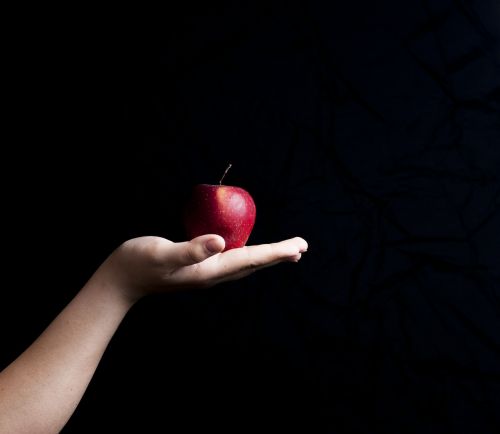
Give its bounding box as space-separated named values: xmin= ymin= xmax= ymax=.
xmin=0 ymin=234 xmax=307 ymax=434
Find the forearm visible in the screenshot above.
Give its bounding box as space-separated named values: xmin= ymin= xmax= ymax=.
xmin=0 ymin=235 xmax=307 ymax=433
xmin=0 ymin=270 xmax=134 ymax=434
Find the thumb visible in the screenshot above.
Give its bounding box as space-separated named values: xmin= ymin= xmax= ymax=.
xmin=173 ymin=234 xmax=225 ymax=267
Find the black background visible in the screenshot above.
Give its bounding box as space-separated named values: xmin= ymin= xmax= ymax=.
xmin=2 ymin=1 xmax=499 ymax=433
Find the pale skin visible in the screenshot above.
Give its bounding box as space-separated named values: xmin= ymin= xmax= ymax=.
xmin=0 ymin=234 xmax=308 ymax=434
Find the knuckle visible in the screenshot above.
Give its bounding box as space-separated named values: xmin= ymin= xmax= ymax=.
xmin=244 ymin=243 xmax=274 ymax=270
xmin=243 ymin=250 xmax=262 ymax=270
xmin=185 ymin=244 xmax=201 ymax=264
xmin=121 ymin=237 xmax=165 ymax=265
xmin=146 ymin=239 xmax=166 ymax=264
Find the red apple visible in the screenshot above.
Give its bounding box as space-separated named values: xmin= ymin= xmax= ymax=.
xmin=184 ymin=165 xmax=256 ymax=251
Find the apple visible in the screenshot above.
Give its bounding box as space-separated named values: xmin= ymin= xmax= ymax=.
xmin=184 ymin=164 xmax=256 ymax=251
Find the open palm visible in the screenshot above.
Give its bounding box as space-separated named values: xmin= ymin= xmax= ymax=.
xmin=102 ymin=234 xmax=308 ymax=300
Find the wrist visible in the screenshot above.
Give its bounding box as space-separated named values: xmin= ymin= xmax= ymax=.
xmin=85 ymin=261 xmax=140 ymax=313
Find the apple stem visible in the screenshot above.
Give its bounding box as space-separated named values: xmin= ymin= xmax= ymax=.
xmin=219 ymin=163 xmax=232 ymax=185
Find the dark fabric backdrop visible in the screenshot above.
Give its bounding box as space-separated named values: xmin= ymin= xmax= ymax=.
xmin=2 ymin=1 xmax=499 ymax=433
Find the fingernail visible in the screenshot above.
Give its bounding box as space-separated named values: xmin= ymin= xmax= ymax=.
xmin=205 ymin=238 xmax=221 ymax=253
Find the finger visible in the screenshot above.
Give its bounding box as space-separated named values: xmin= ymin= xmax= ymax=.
xmin=205 ymin=236 xmax=307 ymax=281
xmin=167 ymin=234 xmax=226 ymax=267
xmin=213 ymin=252 xmax=304 ymax=285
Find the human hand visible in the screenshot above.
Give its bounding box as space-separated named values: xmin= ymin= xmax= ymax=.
xmin=0 ymin=234 xmax=306 ymax=434
xmin=93 ymin=235 xmax=308 ymax=304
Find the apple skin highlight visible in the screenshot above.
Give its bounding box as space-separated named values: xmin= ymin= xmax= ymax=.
xmin=184 ymin=184 xmax=256 ymax=251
